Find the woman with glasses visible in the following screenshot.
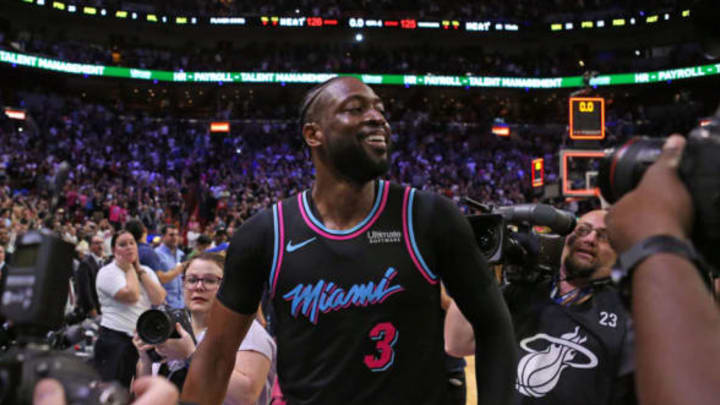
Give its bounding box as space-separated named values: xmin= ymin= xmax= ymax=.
xmin=133 ymin=252 xmax=276 ymax=405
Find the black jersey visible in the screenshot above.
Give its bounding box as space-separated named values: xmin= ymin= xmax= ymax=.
xmin=219 ymin=181 xmax=449 ymax=405
xmin=504 ymin=280 xmax=633 ymax=405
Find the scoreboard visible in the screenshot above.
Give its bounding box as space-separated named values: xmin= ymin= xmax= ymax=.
xmin=569 ymin=97 xmax=605 ymax=140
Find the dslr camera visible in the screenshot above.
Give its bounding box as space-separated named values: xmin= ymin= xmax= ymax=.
xmin=599 ymin=111 xmax=720 ymax=272
xmin=137 ymin=307 xmax=193 ymax=345
xmin=136 ymin=307 xmax=194 ymax=362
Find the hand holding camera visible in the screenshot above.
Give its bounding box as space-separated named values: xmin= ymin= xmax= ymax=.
xmin=154 ymin=323 xmax=195 ymax=361
xmin=606 ymin=135 xmax=693 ymax=254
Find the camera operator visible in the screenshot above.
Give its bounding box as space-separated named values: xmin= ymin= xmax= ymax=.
xmin=445 ymin=210 xmax=635 ymax=405
xmin=605 ymin=135 xmax=720 ymax=405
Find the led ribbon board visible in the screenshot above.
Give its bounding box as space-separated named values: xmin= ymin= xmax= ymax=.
xmin=20 ymin=0 xmax=692 ymax=33
xmin=1 ymin=50 xmax=719 ymax=89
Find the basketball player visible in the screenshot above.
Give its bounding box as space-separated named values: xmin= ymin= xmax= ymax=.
xmin=182 ymin=77 xmax=516 ymax=405
xmin=445 ymin=210 xmax=635 ymax=405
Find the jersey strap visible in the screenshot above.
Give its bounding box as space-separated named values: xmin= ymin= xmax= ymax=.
xmin=402 ymin=187 xmax=438 ymax=285
xmin=269 ymin=202 xmax=286 ymax=298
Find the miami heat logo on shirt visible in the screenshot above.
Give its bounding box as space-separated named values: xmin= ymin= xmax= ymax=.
xmin=516 ymin=327 xmax=599 ymax=398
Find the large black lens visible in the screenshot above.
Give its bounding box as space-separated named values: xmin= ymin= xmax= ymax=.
xmin=136 ymin=309 xmax=173 ymax=344
xmin=467 ymin=214 xmax=504 ymax=263
xmin=598 ymin=137 xmax=665 ymax=203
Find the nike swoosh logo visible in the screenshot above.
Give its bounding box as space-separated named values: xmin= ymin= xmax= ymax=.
xmin=286 ymin=237 xmax=317 ymax=253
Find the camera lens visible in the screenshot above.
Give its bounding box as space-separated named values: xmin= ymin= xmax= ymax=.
xmin=136 ymin=309 xmax=173 ymax=344
xmin=598 ymin=136 xmax=665 ymax=203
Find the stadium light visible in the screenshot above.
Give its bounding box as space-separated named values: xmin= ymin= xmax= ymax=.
xmin=210 ymin=122 xmax=230 ymax=133
xmin=355 ymin=33 xmax=364 ymax=42
xmin=4 ymin=108 xmax=26 ymax=120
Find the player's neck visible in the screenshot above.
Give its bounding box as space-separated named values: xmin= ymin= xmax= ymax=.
xmin=310 ymin=175 xmax=377 ymax=231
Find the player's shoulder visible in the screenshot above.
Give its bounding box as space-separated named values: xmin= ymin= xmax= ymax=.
xmin=401 ymin=185 xmax=462 ymax=215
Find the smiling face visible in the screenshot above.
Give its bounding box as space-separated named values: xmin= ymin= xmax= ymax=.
xmin=183 ymin=258 xmax=223 ymax=315
xmin=303 ymin=77 xmax=392 ymax=184
xmin=561 ymin=210 xmax=617 ymax=281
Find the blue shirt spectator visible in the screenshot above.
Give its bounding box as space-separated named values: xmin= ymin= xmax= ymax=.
xmin=155 ymin=225 xmax=186 ymax=309
xmin=139 ymin=242 xmax=163 ymax=271
xmin=125 ymin=219 xmax=164 ymax=273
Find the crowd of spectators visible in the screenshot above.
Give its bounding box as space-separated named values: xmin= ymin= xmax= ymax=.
xmin=72 ymin=0 xmax=683 ymax=21
xmin=1 ymin=25 xmax=707 ymax=78
xmin=0 ymin=81 xmax=706 ymax=258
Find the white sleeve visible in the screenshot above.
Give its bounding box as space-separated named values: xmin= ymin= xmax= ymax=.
xmin=238 ymin=321 xmax=276 ymax=363
xmin=96 ymin=265 xmax=126 ymax=298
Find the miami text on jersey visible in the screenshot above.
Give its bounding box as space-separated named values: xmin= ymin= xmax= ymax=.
xmin=282 ymin=267 xmax=405 ymax=324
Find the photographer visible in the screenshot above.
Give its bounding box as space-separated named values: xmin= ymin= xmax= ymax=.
xmin=605 ymin=135 xmax=720 ymax=405
xmin=445 ymin=209 xmax=635 ymax=404
xmin=133 ymin=252 xmax=276 ymax=405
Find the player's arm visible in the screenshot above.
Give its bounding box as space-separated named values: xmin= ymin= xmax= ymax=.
xmin=444 ymin=300 xmax=475 ymax=357
xmin=181 ymin=211 xmax=273 ymax=405
xmin=420 ymin=194 xmax=516 ymax=405
xmin=183 ymin=303 xmax=255 ymax=405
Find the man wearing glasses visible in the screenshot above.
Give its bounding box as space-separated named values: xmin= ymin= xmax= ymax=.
xmin=445 ymin=210 xmax=636 ymax=405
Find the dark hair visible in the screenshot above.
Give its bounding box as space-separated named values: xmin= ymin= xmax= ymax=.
xmin=111 ymin=230 xmax=134 ymax=250
xmin=182 ymin=252 xmax=225 ymax=277
xmin=196 ymin=234 xmax=212 ymax=246
xmin=298 ymin=76 xmax=345 ymax=128
xmin=125 ymin=219 xmax=145 ymax=242
xmin=161 ymin=224 xmax=178 ymax=236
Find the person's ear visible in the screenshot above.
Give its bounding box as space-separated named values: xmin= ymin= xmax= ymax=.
xmin=303 ymin=122 xmax=323 ymax=148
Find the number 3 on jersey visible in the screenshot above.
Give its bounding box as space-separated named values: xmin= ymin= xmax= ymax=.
xmin=364 ymin=322 xmax=398 ymax=372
